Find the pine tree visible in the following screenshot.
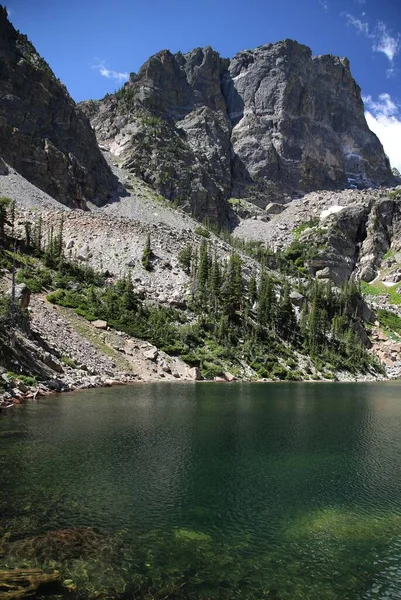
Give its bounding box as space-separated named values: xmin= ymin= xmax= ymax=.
xmin=209 ymin=253 xmax=222 ymax=306
xmin=33 ymin=215 xmax=43 ymax=256
xmin=142 ymin=234 xmax=152 ymax=271
xmin=0 ymin=196 xmax=12 ymax=242
xmin=178 ymin=244 xmax=192 ymax=274
xmin=121 ymin=275 xmax=137 ymax=312
xmin=197 ymin=240 xmax=209 ymax=298
xmin=248 ymin=275 xmax=257 ymax=306
xmin=276 ymin=280 xmax=297 ymax=340
xmin=24 ymin=221 xmax=32 ymax=249
xmin=222 ymin=252 xmax=243 ymax=313
xmin=257 ymin=271 xmax=276 ymax=329
xmin=53 ymin=215 xmax=64 ymax=265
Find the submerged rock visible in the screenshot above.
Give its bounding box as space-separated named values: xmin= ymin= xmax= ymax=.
xmin=0 ymin=568 xmax=60 ymax=599
xmin=5 ymin=527 xmax=104 ymax=561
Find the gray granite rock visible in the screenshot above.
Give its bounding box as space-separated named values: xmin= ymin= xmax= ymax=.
xmin=80 ymin=40 xmax=394 ymax=226
xmin=0 ymin=7 xmax=117 ymax=208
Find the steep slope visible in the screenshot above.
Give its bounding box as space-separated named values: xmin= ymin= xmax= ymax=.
xmin=0 ymin=7 xmax=117 ymax=208
xmin=81 ymin=41 xmax=394 ymax=223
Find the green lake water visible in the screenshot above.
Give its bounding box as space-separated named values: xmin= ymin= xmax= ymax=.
xmin=1 ymin=382 xmax=401 ymax=599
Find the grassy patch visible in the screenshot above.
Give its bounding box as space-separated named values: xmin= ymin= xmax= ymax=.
xmin=293 ymin=218 xmax=319 ymax=239
xmin=60 ymin=356 xmax=78 ymax=369
xmin=361 ymin=280 xmax=401 ymax=305
xmin=377 ymin=308 xmax=401 ymax=336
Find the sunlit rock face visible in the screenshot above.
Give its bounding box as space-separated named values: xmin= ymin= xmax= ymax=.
xmin=81 ymin=39 xmax=393 ymax=224
xmin=224 ymin=40 xmax=393 ymax=199
xmin=0 ymin=7 xmax=117 ymax=208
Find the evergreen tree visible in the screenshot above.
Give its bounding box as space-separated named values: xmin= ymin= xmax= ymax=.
xmin=257 ymin=271 xmax=276 ymax=329
xmin=142 ymin=234 xmax=152 ymax=271
xmin=197 ymin=240 xmax=209 ymax=298
xmin=0 ymin=197 xmax=12 ymax=242
xmin=121 ymin=275 xmax=137 ymax=312
xmin=276 ymin=280 xmax=297 ymax=340
xmin=32 ymin=215 xmax=43 ymax=256
xmin=209 ymin=253 xmax=222 ymax=306
xmin=24 ymin=221 xmax=32 ymax=249
xmin=178 ymin=244 xmax=192 ymax=274
xmin=248 ymin=275 xmax=257 ymax=306
xmin=222 ymin=252 xmax=243 ymax=314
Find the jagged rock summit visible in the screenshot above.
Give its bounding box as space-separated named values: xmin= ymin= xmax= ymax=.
xmin=0 ymin=7 xmax=394 ymax=225
xmin=0 ymin=6 xmax=117 ymax=208
xmin=81 ymin=40 xmax=394 ymax=222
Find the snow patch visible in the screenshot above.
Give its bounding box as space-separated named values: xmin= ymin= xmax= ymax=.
xmin=320 ymin=205 xmax=345 ymax=221
xmin=232 ymin=72 xmax=247 ymax=81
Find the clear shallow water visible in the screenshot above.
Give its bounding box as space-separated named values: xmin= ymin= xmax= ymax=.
xmin=1 ymin=382 xmax=401 ymax=599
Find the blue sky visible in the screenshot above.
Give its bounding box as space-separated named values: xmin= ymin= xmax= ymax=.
xmin=5 ymin=0 xmax=401 ymax=170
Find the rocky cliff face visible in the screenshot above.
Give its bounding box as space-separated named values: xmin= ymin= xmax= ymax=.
xmin=0 ymin=7 xmax=116 ymax=208
xmin=81 ymin=40 xmax=394 ymax=223
xmin=224 ymin=41 xmax=392 ymax=198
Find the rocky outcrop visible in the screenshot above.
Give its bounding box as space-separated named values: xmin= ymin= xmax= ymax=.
xmin=80 ymin=47 xmax=233 ymax=226
xmin=224 ymin=41 xmax=392 ymax=199
xmin=81 ymin=40 xmax=394 ymax=224
xmin=0 ymin=7 xmax=117 ymax=208
xmin=294 ymin=190 xmax=401 ymax=285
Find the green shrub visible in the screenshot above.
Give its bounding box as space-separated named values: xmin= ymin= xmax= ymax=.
xmin=389 ymin=188 xmax=401 ymax=200
xmin=195 ymin=226 xmax=211 ymax=239
xmin=61 ymin=356 xmax=77 ymax=369
xmin=377 ymin=308 xmax=401 ymax=335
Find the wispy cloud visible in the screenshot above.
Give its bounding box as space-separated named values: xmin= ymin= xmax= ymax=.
xmin=364 ymin=94 xmax=401 ymax=172
xmin=319 ymin=0 xmax=329 ymax=12
xmin=343 ymin=13 xmax=400 ymax=76
xmin=92 ymin=61 xmax=129 ymax=83
xmin=344 ymin=13 xmax=369 ymax=35
xmin=373 ymin=22 xmax=400 ymax=63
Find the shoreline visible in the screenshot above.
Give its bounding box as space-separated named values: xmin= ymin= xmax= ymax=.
xmin=0 ymin=370 xmax=393 ymax=410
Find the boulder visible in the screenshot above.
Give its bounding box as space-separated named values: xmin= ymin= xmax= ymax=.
xmin=289 ymin=291 xmax=305 ymax=307
xmin=189 ymin=367 xmax=201 ymax=380
xmin=7 ymin=283 xmax=31 ymax=308
xmin=40 ymin=352 xmax=64 ymax=374
xmin=265 ymin=202 xmax=287 ymax=215
xmin=144 ymin=347 xmax=158 ymax=361
xmin=224 ymin=371 xmax=236 ymax=382
xmin=92 ymin=320 xmax=108 ymax=330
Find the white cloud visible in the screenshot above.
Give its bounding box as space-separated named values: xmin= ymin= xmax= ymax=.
xmin=364 ymin=94 xmax=401 ymax=172
xmin=343 ymin=13 xmax=400 ymax=74
xmin=92 ymin=61 xmax=129 ymax=83
xmin=319 ymin=0 xmax=329 ymax=12
xmin=373 ymin=21 xmax=400 ymax=63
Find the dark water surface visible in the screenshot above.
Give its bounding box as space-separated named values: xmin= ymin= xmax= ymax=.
xmin=1 ymin=382 xmax=401 ymax=599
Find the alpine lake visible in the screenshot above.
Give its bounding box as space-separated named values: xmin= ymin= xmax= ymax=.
xmin=1 ymin=381 xmax=401 ymax=600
